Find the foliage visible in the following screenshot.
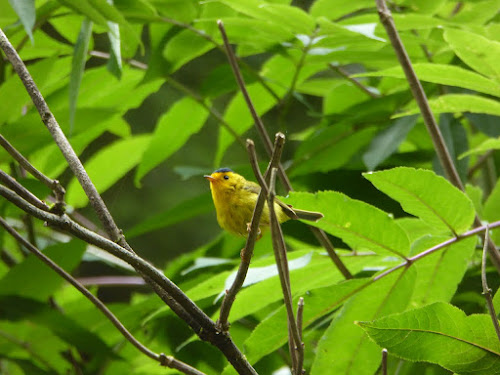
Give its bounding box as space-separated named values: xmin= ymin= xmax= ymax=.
xmin=1 ymin=0 xmax=500 ymax=374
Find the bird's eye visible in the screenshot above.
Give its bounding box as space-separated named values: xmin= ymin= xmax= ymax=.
xmin=223 ymin=175 xmax=229 ymax=180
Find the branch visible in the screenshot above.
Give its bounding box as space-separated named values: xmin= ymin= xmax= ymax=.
xmin=268 ymin=167 xmax=304 ymax=375
xmin=374 ymin=0 xmax=500 ymax=273
xmin=0 ymin=134 xmax=65 ymax=205
xmin=381 ymin=348 xmax=388 ymax=375
xmin=481 ymin=226 xmax=500 ymax=342
xmin=328 ymin=63 xmax=380 ymax=98
xmin=216 ymin=20 xmax=353 ymax=280
xmin=0 ymin=169 xmax=50 ymax=211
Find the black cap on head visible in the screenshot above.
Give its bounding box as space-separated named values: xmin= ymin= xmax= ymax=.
xmin=214 ymin=167 xmax=233 ymax=173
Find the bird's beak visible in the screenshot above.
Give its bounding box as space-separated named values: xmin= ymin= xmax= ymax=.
xmin=204 ymin=175 xmax=215 ymax=182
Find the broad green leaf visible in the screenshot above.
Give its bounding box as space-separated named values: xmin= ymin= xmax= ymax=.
xmin=0 ymin=240 xmax=86 ymax=301
xmin=323 ymin=82 xmax=371 ymax=115
xmin=484 ymin=177 xmax=500 ymax=229
xmin=410 ymin=236 xmax=476 ymax=308
xmin=69 ymin=18 xmax=93 ymax=133
xmin=8 ymin=0 xmax=35 ymax=43
xmin=460 ymin=137 xmax=500 ymax=159
xmin=135 ymin=97 xmax=209 ymax=184
xmin=444 ymin=28 xmax=500 ymax=80
xmin=282 ymin=191 xmax=411 ymax=257
xmin=311 ymin=267 xmax=416 ymax=375
xmin=242 ymin=278 xmax=371 ymax=367
xmin=364 ymin=167 xmax=475 ymax=234
xmin=466 ymin=183 xmax=484 ymax=217
xmin=0 ymin=296 xmax=113 ymax=357
xmin=66 ymin=135 xmax=151 ymax=208
xmin=391 ymin=14 xmax=451 ymax=30
xmin=396 ymin=94 xmax=500 ymax=118
xmin=357 ymin=302 xmax=500 ymax=375
xmin=355 ymin=63 xmax=500 ymax=97
xmin=363 ymin=115 xmax=418 ymax=170
xmin=126 ymin=192 xmax=213 ymax=238
xmin=163 ymin=29 xmax=214 ymax=73
xmin=451 ymin=0 xmax=500 ymax=25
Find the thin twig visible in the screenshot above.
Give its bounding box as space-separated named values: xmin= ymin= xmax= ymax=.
xmin=374 ymin=0 xmax=500 ymax=273
xmin=0 ymin=169 xmax=50 ymax=211
xmin=381 ymin=348 xmax=388 ymax=375
xmin=268 ymin=167 xmax=304 ymax=375
xmin=481 ymin=226 xmax=500 ymax=342
xmin=217 ymin=20 xmax=352 ymax=279
xmin=297 ymin=297 xmax=304 ymax=343
xmin=0 ymin=134 xmax=65 ymax=205
xmin=217 ymin=134 xmax=285 ymax=330
xmin=468 ymin=150 xmax=494 ymax=179
xmin=0 ymin=248 xmax=18 ymax=267
xmin=328 ymin=63 xmax=380 ymax=98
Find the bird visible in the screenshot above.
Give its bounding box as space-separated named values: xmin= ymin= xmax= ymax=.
xmin=204 ymin=168 xmax=323 ymax=237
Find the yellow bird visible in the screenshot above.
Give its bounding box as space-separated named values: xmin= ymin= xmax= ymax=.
xmin=204 ymin=168 xmax=323 ymax=237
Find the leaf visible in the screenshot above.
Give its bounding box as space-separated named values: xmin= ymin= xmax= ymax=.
xmin=8 ymin=0 xmax=35 ymax=43
xmin=409 ymin=236 xmax=476 ymax=307
xmin=363 ymin=115 xmax=418 ymax=170
xmin=242 ymin=278 xmax=371 ymax=366
xmin=0 ymin=240 xmax=86 ymax=301
xmin=163 ymin=29 xmax=214 ymax=74
xmin=364 ymin=167 xmax=475 ymax=235
xmin=66 ymin=135 xmax=151 ymax=208
xmin=126 ymin=192 xmax=214 ymax=238
xmin=311 ymin=267 xmax=416 ymax=375
xmin=357 ymin=302 xmax=500 ymax=375
xmin=282 ymin=191 xmax=411 ymax=257
xmin=310 ymin=0 xmax=373 ymax=19
xmin=106 ymin=0 xmax=122 ymax=79
xmin=69 ymin=18 xmax=93 ymax=134
xmin=484 ymin=177 xmax=500 ymax=227
xmin=395 ymin=94 xmax=500 ymax=118
xmin=355 ymin=63 xmax=500 ymax=97
xmin=444 ymin=28 xmax=500 ymax=80
xmin=460 ymin=137 xmax=500 ymax=159
xmin=56 ymin=0 xmax=109 ymax=27
xmin=135 ymin=97 xmax=210 ymax=185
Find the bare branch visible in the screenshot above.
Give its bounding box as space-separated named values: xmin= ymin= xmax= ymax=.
xmin=328 ymin=63 xmax=380 ymax=98
xmin=0 ymin=169 xmax=50 ymax=211
xmin=381 ymin=348 xmax=388 ymax=375
xmin=481 ymin=227 xmax=500 ymax=343
xmin=374 ymin=0 xmax=500 ymax=273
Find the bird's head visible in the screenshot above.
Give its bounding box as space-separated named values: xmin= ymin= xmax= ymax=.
xmin=204 ymin=168 xmax=245 ymax=193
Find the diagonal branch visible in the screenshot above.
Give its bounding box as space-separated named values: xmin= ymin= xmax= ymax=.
xmin=481 ymin=226 xmax=500 ymax=343
xmin=0 ymin=217 xmax=206 ymax=375
xmin=374 ymin=0 xmax=500 ymax=273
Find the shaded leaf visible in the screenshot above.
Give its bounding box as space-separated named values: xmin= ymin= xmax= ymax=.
xmin=357 ymin=302 xmax=500 ymax=375
xmin=8 ymin=0 xmax=35 ymax=43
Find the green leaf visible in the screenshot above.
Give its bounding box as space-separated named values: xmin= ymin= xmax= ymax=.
xmin=364 ymin=167 xmax=475 ymax=235
xmin=243 ymin=278 xmax=371 ymax=366
xmin=8 ymin=0 xmax=35 ymax=43
xmin=0 ymin=240 xmax=86 ymax=301
xmin=363 ymin=115 xmax=418 ymax=170
xmin=396 ymin=94 xmax=500 ymax=118
xmin=163 ymin=29 xmax=214 ymax=73
xmin=135 ymin=97 xmax=210 ymax=185
xmin=460 ymin=137 xmax=500 ymax=159
xmin=282 ymin=191 xmax=411 ymax=257
xmin=56 ymin=0 xmax=109 ymax=26
xmin=444 ymin=28 xmax=500 ymax=80
xmin=311 ymin=267 xmax=416 ymax=375
xmin=66 ymin=135 xmax=151 ymax=208
xmin=126 ymin=192 xmax=213 ymax=238
xmin=484 ymin=177 xmax=500 ymax=226
xmin=410 ymin=236 xmax=476 ymax=307
xmin=355 ymin=63 xmax=500 ymax=97
xmin=357 ymin=302 xmax=500 ymax=375
xmin=106 ymin=0 xmax=122 ymax=79
xmin=69 ymin=18 xmax=93 ymax=134
xmin=310 ymin=0 xmax=373 ymax=19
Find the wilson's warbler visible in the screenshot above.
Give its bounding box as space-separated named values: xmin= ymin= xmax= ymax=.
xmin=204 ymin=168 xmax=323 ymax=237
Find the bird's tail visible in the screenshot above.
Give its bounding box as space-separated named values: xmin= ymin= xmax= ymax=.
xmin=293 ymin=209 xmax=324 ymax=222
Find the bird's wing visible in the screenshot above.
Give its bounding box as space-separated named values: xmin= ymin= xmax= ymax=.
xmin=242 ymin=181 xmax=261 ymax=195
